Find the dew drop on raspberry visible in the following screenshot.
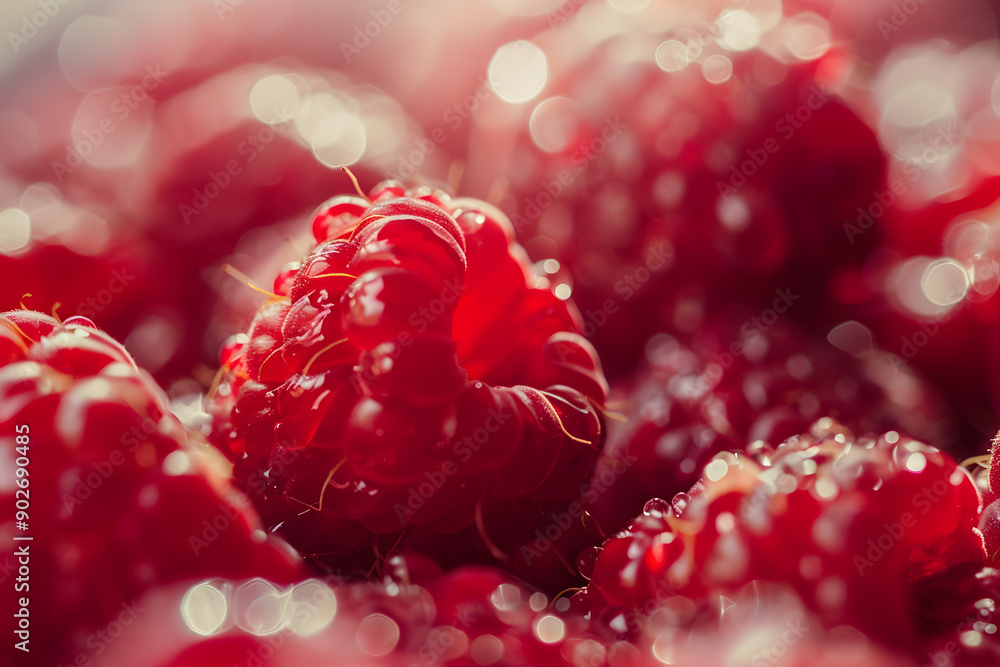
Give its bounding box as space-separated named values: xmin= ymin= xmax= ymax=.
xmin=643 ymin=497 xmax=671 ymax=518
xmin=310 ymin=196 xmax=368 ymax=242
xmin=63 ymin=315 xmax=97 ymax=329
xmin=220 ymin=334 xmax=249 ymax=367
xmin=577 ymin=546 xmax=601 ymax=581
xmin=273 ymin=262 xmax=301 ymax=296
xmin=671 ymin=492 xmax=691 ymax=517
xmin=369 ymin=181 xmax=405 ymax=202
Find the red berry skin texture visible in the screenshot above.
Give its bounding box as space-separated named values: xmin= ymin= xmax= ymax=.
xmin=584 ymin=314 xmax=954 ymax=536
xmin=210 ymin=183 xmax=609 ymax=591
xmin=0 ymin=311 xmax=302 ymax=667
xmin=578 ymin=420 xmax=984 ymax=657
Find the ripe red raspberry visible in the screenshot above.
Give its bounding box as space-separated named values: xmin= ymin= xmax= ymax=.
xmin=0 ymin=311 xmax=302 ymax=667
xmin=585 ymin=314 xmax=954 ymax=535
xmin=469 ymin=29 xmax=885 ymax=379
xmin=576 ymin=419 xmax=984 ymax=655
xmin=209 ymin=181 xmax=608 ymax=590
xmin=973 ymin=433 xmax=1000 ymax=564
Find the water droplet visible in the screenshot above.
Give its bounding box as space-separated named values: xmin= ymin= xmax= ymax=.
xmin=672 ymin=492 xmax=691 ymax=516
xmin=643 ymin=497 xmax=671 ymax=518
xmin=577 ymin=547 xmax=601 ymax=580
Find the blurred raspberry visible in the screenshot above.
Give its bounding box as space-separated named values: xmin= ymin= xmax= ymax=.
xmin=0 ymin=311 xmax=302 ymax=666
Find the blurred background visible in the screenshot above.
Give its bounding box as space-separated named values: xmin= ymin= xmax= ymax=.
xmin=2 ymin=0 xmax=1000 ymax=455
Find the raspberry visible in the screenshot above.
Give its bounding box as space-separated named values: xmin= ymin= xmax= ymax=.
xmin=472 ymin=29 xmax=885 ymax=379
xmin=577 ymin=420 xmax=984 ymax=655
xmin=585 ymin=314 xmax=953 ymax=535
xmin=972 ymin=434 xmax=1000 ymax=566
xmin=209 ymin=181 xmax=608 ymax=591
xmin=0 ymin=311 xmax=302 ymax=666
